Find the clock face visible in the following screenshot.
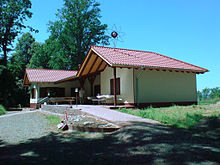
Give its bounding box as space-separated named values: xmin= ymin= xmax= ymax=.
xmin=111 ymin=31 xmax=118 ymax=38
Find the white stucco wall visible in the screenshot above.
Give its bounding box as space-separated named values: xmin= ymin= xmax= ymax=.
xmin=134 ymin=69 xmax=197 ymax=103
xmin=100 ymin=66 xmax=134 ymax=103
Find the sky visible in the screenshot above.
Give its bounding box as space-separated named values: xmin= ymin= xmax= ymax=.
xmin=21 ymin=0 xmax=220 ymax=91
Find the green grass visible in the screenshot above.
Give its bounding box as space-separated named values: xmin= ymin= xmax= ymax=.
xmin=118 ymin=104 xmax=220 ymax=129
xmin=0 ymin=105 xmax=7 ymax=115
xmin=198 ymin=98 xmax=220 ymax=105
xmin=46 ymin=115 xmax=61 ymax=126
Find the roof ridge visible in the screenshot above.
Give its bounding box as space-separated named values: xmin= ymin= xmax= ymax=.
xmin=26 ymin=68 xmax=78 ymax=72
xmin=91 ymin=45 xmax=208 ymax=71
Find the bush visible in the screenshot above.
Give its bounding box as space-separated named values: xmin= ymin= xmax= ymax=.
xmin=0 ymin=105 xmax=7 ymax=115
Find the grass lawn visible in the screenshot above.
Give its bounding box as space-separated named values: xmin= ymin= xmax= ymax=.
xmin=118 ymin=104 xmax=220 ymax=129
xmin=46 ymin=115 xmax=62 ymax=126
xmin=198 ymin=98 xmax=220 ymax=104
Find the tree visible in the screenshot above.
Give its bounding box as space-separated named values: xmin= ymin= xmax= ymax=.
xmin=0 ymin=0 xmax=34 ymax=108
xmin=198 ymin=87 xmax=220 ymax=101
xmin=197 ymin=91 xmax=202 ymax=101
xmin=47 ymin=0 xmax=109 ymax=70
xmin=201 ymin=88 xmax=211 ymax=100
xmin=210 ymin=87 xmax=220 ymax=99
xmin=11 ymin=32 xmax=35 ymax=78
xmin=28 ymin=42 xmax=51 ymax=69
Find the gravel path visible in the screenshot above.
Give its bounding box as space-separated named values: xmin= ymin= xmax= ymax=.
xmin=0 ymin=111 xmax=53 ymax=145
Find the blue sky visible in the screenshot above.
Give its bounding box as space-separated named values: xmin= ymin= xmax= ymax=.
xmin=22 ymin=0 xmax=220 ymax=91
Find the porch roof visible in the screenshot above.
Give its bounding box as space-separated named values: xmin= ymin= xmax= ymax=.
xmin=23 ymin=68 xmax=77 ymax=86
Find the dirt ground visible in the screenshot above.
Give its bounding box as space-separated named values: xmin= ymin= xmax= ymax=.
xmin=0 ymin=113 xmax=219 ymax=165
xmin=1 ymin=102 xmax=220 ymax=165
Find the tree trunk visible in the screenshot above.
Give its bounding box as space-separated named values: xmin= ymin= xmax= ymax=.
xmin=2 ymin=43 xmax=9 ymax=109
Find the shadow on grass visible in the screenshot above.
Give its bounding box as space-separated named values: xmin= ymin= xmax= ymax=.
xmin=0 ymin=121 xmax=219 ymax=165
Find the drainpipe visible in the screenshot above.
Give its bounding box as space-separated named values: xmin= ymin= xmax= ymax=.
xmin=136 ymin=67 xmax=145 ymax=107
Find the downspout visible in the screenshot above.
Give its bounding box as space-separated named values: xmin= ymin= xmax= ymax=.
xmin=136 ymin=67 xmax=145 ymax=107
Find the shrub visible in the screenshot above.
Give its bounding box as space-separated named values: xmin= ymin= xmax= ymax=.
xmin=0 ymin=105 xmax=7 ymax=115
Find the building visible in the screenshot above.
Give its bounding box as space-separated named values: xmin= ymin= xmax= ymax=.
xmin=23 ymin=45 xmax=208 ymax=108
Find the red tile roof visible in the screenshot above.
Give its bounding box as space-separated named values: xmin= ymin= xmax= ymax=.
xmin=91 ymin=45 xmax=208 ymax=72
xmin=25 ymin=68 xmax=77 ymax=83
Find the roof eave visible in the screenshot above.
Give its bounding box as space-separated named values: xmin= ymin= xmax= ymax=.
xmin=111 ymin=64 xmax=208 ymax=73
xmin=54 ymin=75 xmax=78 ymax=84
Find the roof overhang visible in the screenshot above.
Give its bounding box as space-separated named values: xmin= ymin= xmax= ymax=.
xmin=56 ymin=47 xmax=110 ymax=83
xmin=77 ymin=47 xmax=109 ymax=77
xmin=22 ymin=72 xmax=30 ymax=86
xmin=111 ymin=64 xmax=208 ymax=74
xmin=31 ymin=46 xmax=209 ymax=85
xmin=56 ymin=46 xmax=208 ymax=84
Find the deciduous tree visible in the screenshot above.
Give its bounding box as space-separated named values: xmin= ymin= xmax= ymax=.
xmin=0 ymin=0 xmax=34 ymax=108
xmin=11 ymin=32 xmax=35 ymax=78
xmin=46 ymin=0 xmax=109 ymax=70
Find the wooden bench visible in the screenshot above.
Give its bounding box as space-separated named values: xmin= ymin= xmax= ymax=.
xmin=49 ymin=97 xmax=75 ymax=105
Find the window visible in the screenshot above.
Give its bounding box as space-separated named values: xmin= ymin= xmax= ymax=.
xmin=40 ymin=88 xmax=47 ymax=98
xmin=31 ymin=88 xmax=36 ymax=99
xmin=40 ymin=87 xmax=65 ymax=98
xmin=110 ymin=78 xmax=120 ymax=95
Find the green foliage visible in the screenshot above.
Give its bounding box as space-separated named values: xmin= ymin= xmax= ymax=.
xmin=197 ymin=87 xmax=220 ymax=101
xmin=1 ymin=33 xmax=36 ymax=107
xmin=46 ymin=115 xmax=61 ymax=126
xmin=43 ymin=0 xmax=110 ymax=70
xmin=28 ymin=42 xmax=51 ymax=69
xmin=11 ymin=32 xmax=35 ymax=78
xmin=0 ymin=0 xmax=34 ymax=108
xmin=0 ymin=0 xmax=33 ymax=49
xmin=118 ymin=105 xmax=220 ymax=129
xmin=0 ymin=105 xmax=7 ymax=115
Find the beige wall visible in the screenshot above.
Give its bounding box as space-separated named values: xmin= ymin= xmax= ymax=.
xmin=134 ymin=69 xmax=197 ymax=103
xmin=83 ymin=74 xmax=100 ymax=97
xmin=100 ymin=66 xmax=134 ymax=103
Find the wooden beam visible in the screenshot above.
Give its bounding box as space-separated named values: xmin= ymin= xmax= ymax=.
xmin=82 ymin=54 xmax=97 ymax=76
xmin=96 ymin=60 xmax=104 ymax=72
xmin=79 ymin=78 xmax=85 ymax=88
xmin=79 ymin=53 xmax=93 ymax=77
xmin=88 ymin=75 xmax=96 ymax=97
xmin=98 ymin=61 xmax=107 ymax=71
xmin=88 ymin=55 xmax=99 ymax=74
xmin=90 ymin=57 xmax=102 ymax=73
xmin=113 ymin=67 xmax=117 ymax=106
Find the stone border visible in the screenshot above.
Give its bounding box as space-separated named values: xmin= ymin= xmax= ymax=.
xmin=41 ymin=105 xmax=121 ymax=133
xmin=70 ymin=125 xmax=120 ymax=133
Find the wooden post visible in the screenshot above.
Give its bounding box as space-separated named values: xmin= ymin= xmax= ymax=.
xmin=88 ymin=75 xmax=96 ymax=97
xmin=79 ymin=78 xmax=85 ymax=89
xmin=113 ymin=67 xmax=117 ymax=106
